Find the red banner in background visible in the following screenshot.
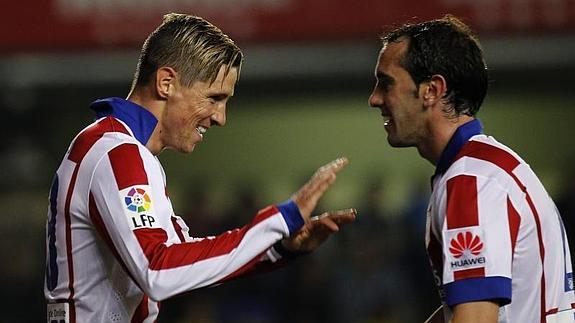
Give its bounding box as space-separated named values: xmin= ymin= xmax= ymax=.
xmin=2 ymin=0 xmax=575 ymax=53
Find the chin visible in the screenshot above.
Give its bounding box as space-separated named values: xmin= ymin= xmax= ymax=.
xmin=387 ymin=136 xmax=399 ymax=147
xmin=387 ymin=137 xmax=412 ymax=148
xmin=178 ymin=144 xmax=197 ymax=154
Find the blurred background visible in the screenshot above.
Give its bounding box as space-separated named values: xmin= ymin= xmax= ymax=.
xmin=2 ymin=0 xmax=575 ymax=322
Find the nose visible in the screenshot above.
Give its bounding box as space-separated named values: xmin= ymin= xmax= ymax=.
xmin=210 ymin=103 xmax=227 ymax=127
xmin=369 ymin=88 xmax=383 ymax=108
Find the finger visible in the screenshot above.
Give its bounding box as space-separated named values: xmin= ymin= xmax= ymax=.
xmin=310 ymin=208 xmax=356 ymax=221
xmin=314 ymin=157 xmax=348 ymax=180
xmin=323 ymin=156 xmax=348 ymax=169
xmin=309 ymin=172 xmax=336 ymax=196
xmin=334 ymin=208 xmax=357 ymax=224
xmin=305 ymin=159 xmax=346 ymax=199
xmin=309 ymin=212 xmax=327 ymax=221
xmin=314 ymin=208 xmax=357 ymax=224
xmin=317 ymin=216 xmax=340 ymax=232
xmin=305 ymin=219 xmax=338 ymax=240
xmin=327 ymin=208 xmax=357 ymax=217
xmin=292 ymin=158 xmax=349 ymax=218
xmin=329 ymin=157 xmax=349 ymax=174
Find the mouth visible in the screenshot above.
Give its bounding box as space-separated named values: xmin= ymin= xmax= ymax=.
xmin=382 ymin=115 xmax=392 ymax=127
xmin=196 ymin=126 xmax=207 ymax=138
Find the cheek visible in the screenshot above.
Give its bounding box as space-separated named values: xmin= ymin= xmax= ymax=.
xmin=171 ymin=109 xmax=201 ymax=129
xmin=187 ymin=102 xmax=213 ymax=122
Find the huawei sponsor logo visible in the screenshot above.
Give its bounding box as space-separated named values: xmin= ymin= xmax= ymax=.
xmin=449 ymin=231 xmax=485 ymax=269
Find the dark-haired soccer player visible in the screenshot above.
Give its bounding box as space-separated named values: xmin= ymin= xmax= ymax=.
xmin=369 ymin=15 xmax=574 ymax=323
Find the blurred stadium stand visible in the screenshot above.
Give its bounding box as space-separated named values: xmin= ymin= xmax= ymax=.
xmin=2 ymin=1 xmax=575 ymax=322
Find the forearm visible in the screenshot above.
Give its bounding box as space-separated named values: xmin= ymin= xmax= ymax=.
xmin=450 ymin=301 xmax=499 ymax=323
xmin=116 ymin=204 xmax=301 ymax=301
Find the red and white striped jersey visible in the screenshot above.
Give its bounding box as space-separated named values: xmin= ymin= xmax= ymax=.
xmin=45 ymin=98 xmax=304 ymax=323
xmin=426 ymin=119 xmax=575 ymax=323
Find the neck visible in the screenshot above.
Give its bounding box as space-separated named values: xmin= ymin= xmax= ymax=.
xmin=127 ymin=88 xmax=165 ymax=155
xmin=417 ymin=114 xmax=474 ymax=166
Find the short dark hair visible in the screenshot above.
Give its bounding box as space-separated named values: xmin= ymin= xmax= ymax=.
xmin=382 ymin=15 xmax=488 ymax=116
xmin=131 ymin=13 xmax=243 ymax=90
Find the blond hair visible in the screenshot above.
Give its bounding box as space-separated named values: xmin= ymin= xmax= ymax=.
xmin=131 ymin=13 xmax=243 ymax=90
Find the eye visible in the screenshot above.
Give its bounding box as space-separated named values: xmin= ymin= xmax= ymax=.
xmin=375 ymin=80 xmax=391 ymax=93
xmin=376 ymin=74 xmax=394 ymax=91
xmin=378 ymin=80 xmax=389 ymax=90
xmin=208 ymin=94 xmax=227 ymax=103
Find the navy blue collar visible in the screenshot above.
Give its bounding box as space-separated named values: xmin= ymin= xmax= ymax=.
xmin=434 ymin=119 xmax=483 ymax=175
xmin=90 ymin=97 xmax=158 ymax=146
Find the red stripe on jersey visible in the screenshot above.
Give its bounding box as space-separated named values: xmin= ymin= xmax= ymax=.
xmin=108 ymin=144 xmax=148 ymax=190
xmin=455 ymin=140 xmax=520 ymax=174
xmin=130 ymin=295 xmax=149 ymax=323
xmin=446 ymin=175 xmax=478 ymax=229
xmin=454 ymin=267 xmax=485 ymax=280
xmin=135 ymin=227 xmax=250 ymax=270
xmin=456 ymin=139 xmax=547 ymax=322
xmin=64 ymin=166 xmax=79 ymax=323
xmin=88 ymin=193 xmax=142 ymax=288
xmin=69 ymin=117 xmax=129 ymax=163
xmin=507 ymin=198 xmax=521 ymax=256
xmin=134 ymin=205 xmax=280 ymax=271
xmin=545 ymin=308 xmax=559 ymax=315
xmin=171 ymin=217 xmax=186 ymax=243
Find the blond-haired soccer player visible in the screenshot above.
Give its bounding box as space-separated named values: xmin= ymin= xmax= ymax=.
xmin=45 ymin=13 xmax=355 ymax=322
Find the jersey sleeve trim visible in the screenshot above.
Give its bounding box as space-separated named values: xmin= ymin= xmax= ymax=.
xmin=276 ymin=200 xmax=304 ymax=235
xmin=444 ymin=276 xmax=511 ymax=307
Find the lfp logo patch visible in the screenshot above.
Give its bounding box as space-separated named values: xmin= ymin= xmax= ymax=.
xmin=122 ymin=186 xmax=159 ymax=230
xmin=125 ymin=187 xmax=151 ymax=213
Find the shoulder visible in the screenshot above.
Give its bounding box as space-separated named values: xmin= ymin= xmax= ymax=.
xmin=69 ymin=117 xmax=133 ymax=160
xmin=72 ymin=117 xmax=157 ymax=172
xmin=446 ymin=135 xmax=525 ymax=183
xmin=430 ymin=136 xmax=523 ymax=200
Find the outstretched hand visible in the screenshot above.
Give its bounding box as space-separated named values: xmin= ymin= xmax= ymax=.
xmin=282 ymin=208 xmax=357 ymax=253
xmin=292 ymin=157 xmax=349 ymax=221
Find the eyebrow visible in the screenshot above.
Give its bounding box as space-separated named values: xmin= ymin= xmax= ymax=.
xmin=376 ymin=72 xmax=395 ymax=85
xmin=207 ymin=87 xmax=234 ymax=97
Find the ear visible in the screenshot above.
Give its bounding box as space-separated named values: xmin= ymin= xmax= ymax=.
xmin=422 ymin=74 xmax=447 ymax=107
xmin=155 ymin=67 xmax=177 ymax=99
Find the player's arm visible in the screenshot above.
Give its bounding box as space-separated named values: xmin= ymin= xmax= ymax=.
xmin=450 ymin=301 xmax=499 ymax=323
xmin=91 ymin=144 xmax=350 ymax=300
xmin=217 ymin=208 xmax=357 ymax=283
